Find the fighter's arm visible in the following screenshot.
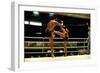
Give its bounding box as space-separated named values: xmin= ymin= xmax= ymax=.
xmin=53 ymin=20 xmax=61 ymax=26
xmin=65 ymin=28 xmax=69 ymax=33
xmin=60 ymin=20 xmax=69 ymax=33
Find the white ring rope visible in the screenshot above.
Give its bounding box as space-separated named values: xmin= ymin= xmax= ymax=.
xmin=25 ymin=37 xmax=88 ymax=40
xmin=24 ymin=46 xmax=88 ymax=49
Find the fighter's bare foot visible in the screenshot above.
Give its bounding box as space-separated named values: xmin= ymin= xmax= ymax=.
xmin=51 ymin=54 xmax=55 ymax=57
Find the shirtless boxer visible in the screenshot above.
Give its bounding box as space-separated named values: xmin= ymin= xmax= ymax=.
xmin=46 ymin=18 xmax=69 ymax=57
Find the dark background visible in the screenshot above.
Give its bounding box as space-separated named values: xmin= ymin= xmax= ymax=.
xmin=24 ymin=11 xmax=90 ymax=38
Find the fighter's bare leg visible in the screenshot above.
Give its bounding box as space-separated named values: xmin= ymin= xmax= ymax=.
xmin=64 ymin=39 xmax=67 ymax=56
xmin=54 ymin=31 xmax=66 ymax=38
xmin=54 ymin=31 xmax=68 ymax=56
xmin=48 ymin=32 xmax=55 ymax=57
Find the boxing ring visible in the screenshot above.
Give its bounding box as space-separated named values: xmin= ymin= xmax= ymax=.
xmin=24 ymin=37 xmax=90 ymax=61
